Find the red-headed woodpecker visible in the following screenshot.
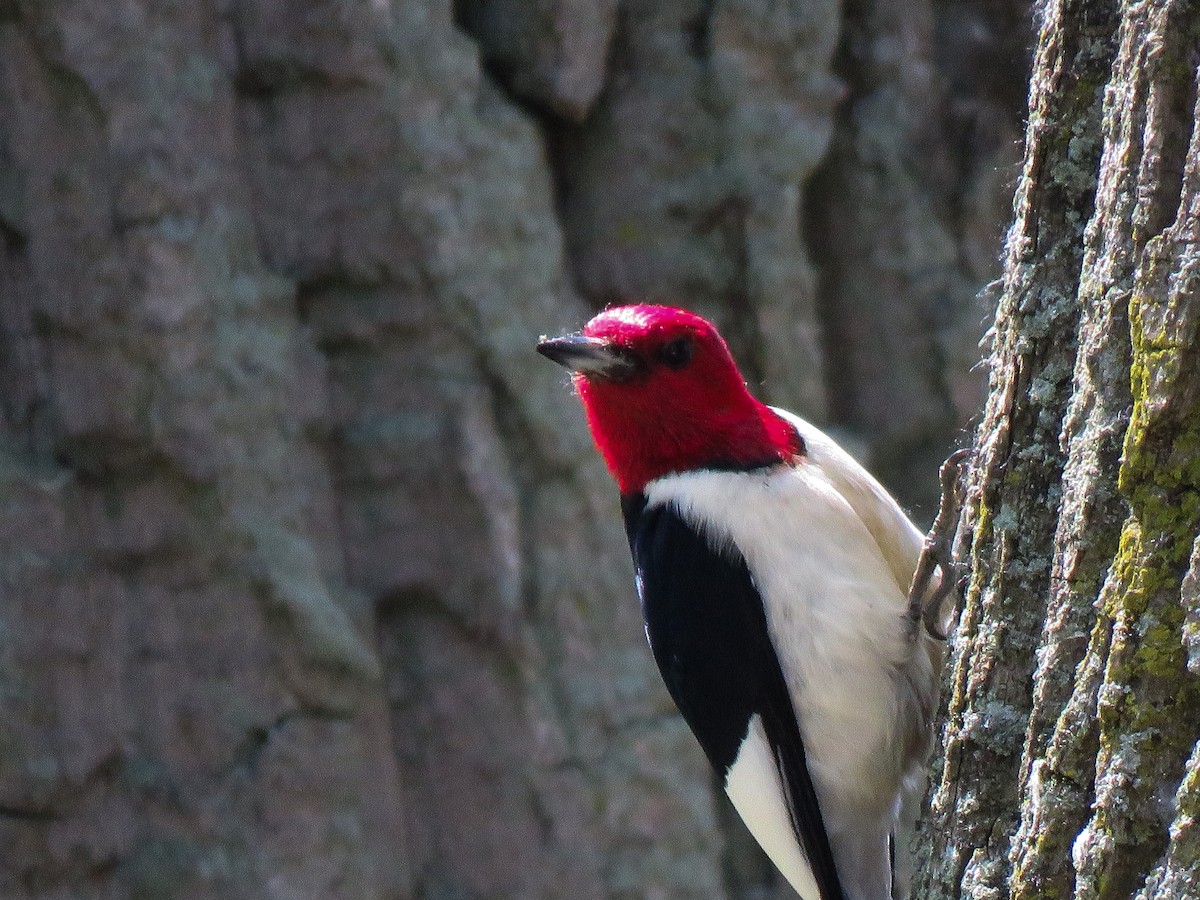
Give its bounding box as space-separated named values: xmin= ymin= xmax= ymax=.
xmin=538 ymin=305 xmax=944 ymax=900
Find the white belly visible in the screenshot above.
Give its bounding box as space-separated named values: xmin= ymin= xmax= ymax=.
xmin=645 ymin=462 xmax=920 ymax=832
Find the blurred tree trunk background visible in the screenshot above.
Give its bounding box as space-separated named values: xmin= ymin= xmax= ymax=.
xmin=0 ymin=1 xmax=1026 ymax=898
xmin=917 ymin=1 xmax=1200 ymax=897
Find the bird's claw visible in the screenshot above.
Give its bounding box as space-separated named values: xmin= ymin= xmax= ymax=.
xmin=907 ymin=448 xmax=973 ymax=641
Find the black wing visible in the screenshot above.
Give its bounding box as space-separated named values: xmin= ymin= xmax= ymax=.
xmin=622 ymin=493 xmax=845 ymax=900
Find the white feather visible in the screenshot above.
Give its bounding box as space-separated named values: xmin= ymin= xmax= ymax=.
xmin=644 ymin=413 xmax=938 ymax=900
xmin=726 ymin=715 xmax=821 ymax=900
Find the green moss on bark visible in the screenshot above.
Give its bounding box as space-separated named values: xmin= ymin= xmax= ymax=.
xmin=1075 ymin=285 xmax=1200 ymax=897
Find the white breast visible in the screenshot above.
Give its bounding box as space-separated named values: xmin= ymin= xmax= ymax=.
xmin=644 ymin=428 xmax=930 ymax=845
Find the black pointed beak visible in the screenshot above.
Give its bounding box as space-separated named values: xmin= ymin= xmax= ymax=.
xmin=536 ymin=334 xmax=639 ymax=381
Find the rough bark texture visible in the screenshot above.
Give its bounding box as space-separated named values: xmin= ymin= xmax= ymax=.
xmin=917 ymin=1 xmax=1200 ymax=897
xmin=0 ymin=1 xmax=1023 ymax=898
xmin=808 ymin=0 xmax=1028 ymax=510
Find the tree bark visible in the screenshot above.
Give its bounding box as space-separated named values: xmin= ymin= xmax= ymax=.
xmin=917 ymin=1 xmax=1200 ymax=896
xmin=0 ymin=1 xmax=1021 ymax=898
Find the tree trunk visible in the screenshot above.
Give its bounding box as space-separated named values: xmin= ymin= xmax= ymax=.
xmin=917 ymin=1 xmax=1200 ymax=896
xmin=0 ymin=1 xmax=1022 ymax=898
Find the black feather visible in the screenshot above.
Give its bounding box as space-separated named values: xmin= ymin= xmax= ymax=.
xmin=622 ymin=493 xmax=846 ymax=900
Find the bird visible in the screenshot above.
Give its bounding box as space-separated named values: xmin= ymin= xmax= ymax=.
xmin=537 ymin=304 xmax=947 ymax=900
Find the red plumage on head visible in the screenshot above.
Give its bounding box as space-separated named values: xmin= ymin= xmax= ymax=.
xmin=574 ymin=305 xmax=803 ymax=494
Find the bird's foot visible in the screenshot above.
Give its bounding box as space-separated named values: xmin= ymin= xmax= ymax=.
xmin=907 ymin=448 xmax=973 ymax=641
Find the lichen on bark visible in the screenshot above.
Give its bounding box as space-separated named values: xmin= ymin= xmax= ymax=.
xmin=918 ymin=1 xmax=1200 ymax=897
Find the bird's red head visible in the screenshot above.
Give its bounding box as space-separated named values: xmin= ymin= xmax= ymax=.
xmin=538 ymin=305 xmax=803 ymax=494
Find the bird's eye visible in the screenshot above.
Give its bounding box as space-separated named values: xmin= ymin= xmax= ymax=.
xmin=659 ymin=337 xmax=694 ymax=369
